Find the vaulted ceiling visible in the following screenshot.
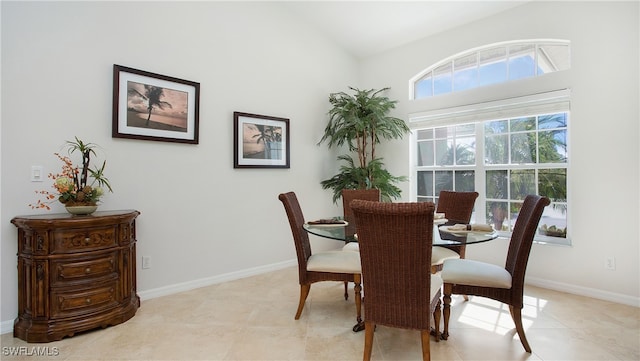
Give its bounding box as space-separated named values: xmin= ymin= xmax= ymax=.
xmin=282 ymin=1 xmax=530 ymax=59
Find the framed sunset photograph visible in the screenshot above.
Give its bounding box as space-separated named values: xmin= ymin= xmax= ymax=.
xmin=233 ymin=112 xmax=290 ymax=168
xmin=112 ymin=64 xmax=200 ymax=144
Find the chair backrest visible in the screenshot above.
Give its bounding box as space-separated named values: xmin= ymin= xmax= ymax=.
xmin=278 ymin=192 xmax=312 ymax=284
xmin=436 ymin=190 xmax=479 ymax=223
xmin=505 ymin=195 xmax=550 ymax=304
xmin=341 ymin=189 xmax=380 ymax=223
xmin=351 ymin=200 xmax=436 ymax=330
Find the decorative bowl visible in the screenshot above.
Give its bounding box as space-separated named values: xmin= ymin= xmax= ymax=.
xmin=65 ymin=205 xmax=98 ymax=215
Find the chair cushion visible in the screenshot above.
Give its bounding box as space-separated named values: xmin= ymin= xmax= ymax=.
xmin=431 ymin=274 xmax=443 ymax=301
xmin=307 ymin=250 xmax=361 ymax=274
xmin=431 ymin=246 xmax=460 ymax=265
xmin=441 ymin=259 xmax=512 ymax=289
xmin=342 ymin=242 xmax=359 ymax=252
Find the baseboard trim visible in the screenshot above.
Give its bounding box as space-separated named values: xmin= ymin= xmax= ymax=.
xmin=138 ymin=259 xmax=297 ymax=301
xmin=526 ymin=276 xmax=640 ymax=307
xmin=3 ymin=262 xmax=637 ymax=335
xmin=0 ymin=259 xmax=297 ymax=336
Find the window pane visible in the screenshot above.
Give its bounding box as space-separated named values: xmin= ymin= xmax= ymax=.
xmin=485 ymin=134 xmax=508 ymax=164
xmin=435 ymin=139 xmax=453 ymax=165
xmin=454 ymin=53 xmax=478 ymax=91
xmin=538 ymin=129 xmax=567 ymax=163
xmin=487 ymin=201 xmax=509 ymax=231
xmin=417 ymin=171 xmax=433 ymax=197
xmin=538 ymin=44 xmax=570 ymax=74
xmin=511 ymin=133 xmax=536 ymax=163
xmin=415 ymin=73 xmax=433 ymax=98
xmin=435 ymin=171 xmax=453 ymax=194
xmin=479 ymin=47 xmax=507 ymax=86
xmin=417 ymin=129 xmax=433 ymax=140
xmin=456 ymin=136 xmax=476 ymax=165
xmin=511 ymin=116 xmax=536 ymax=132
xmin=417 ymin=141 xmax=434 ymax=166
xmin=538 ymin=113 xmax=567 ymax=129
xmin=433 ymin=62 xmax=452 ymax=95
xmin=510 ymin=169 xmax=535 ymax=200
xmin=455 ymin=171 xmax=475 ymax=191
xmin=539 ymin=205 xmax=567 ymax=238
xmin=538 ymin=169 xmax=567 ymax=202
xmin=486 ymin=170 xmax=508 ymax=199
xmin=434 ymin=126 xmax=452 ymax=138
xmin=456 ymin=123 xmax=475 ymax=136
xmin=485 ymin=119 xmax=508 ymax=134
xmin=509 ymin=44 xmax=535 ymax=80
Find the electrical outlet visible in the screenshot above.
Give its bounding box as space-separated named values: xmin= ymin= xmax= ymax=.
xmin=605 ymin=256 xmax=615 ymax=270
xmin=142 ymin=256 xmax=151 ymax=269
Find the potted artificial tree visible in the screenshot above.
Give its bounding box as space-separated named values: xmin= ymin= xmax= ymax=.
xmin=318 ymin=87 xmax=410 ymax=203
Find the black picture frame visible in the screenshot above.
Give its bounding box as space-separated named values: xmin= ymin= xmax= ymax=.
xmin=233 ymin=112 xmax=290 ymax=168
xmin=112 ymin=64 xmax=200 ymax=144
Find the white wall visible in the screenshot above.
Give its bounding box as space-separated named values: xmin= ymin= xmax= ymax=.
xmin=0 ymin=1 xmax=358 ymax=330
xmin=360 ymin=1 xmax=640 ymax=305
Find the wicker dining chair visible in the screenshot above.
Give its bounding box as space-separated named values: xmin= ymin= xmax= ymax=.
xmin=431 ymin=190 xmax=479 ymax=274
xmin=341 ymin=189 xmax=381 ymax=224
xmin=341 ymin=189 xmax=380 ymax=252
xmin=351 ymin=200 xmax=442 ymax=361
xmin=340 ymin=189 xmax=380 ymax=297
xmin=441 ymin=194 xmax=550 ymax=353
xmin=278 ymin=192 xmax=362 ymax=325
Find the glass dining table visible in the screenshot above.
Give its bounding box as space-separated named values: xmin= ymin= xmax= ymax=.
xmin=303 ymin=219 xmax=498 ymax=246
xmin=303 ymin=218 xmax=498 ymax=332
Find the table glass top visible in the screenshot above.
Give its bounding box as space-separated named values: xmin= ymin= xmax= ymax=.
xmin=303 ymin=220 xmax=498 ymax=246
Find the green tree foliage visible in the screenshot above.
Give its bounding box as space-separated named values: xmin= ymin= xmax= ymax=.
xmin=318 ymin=87 xmax=410 ymax=202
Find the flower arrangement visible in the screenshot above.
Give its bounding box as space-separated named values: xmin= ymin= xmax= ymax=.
xmin=30 ymin=137 xmax=113 ymax=210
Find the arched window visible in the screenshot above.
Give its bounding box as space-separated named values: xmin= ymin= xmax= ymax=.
xmin=411 ymin=40 xmax=570 ymax=99
xmin=409 ymin=40 xmax=571 ymax=246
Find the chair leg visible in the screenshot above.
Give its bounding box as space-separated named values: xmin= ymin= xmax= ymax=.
xmin=363 ymin=321 xmax=375 ymax=361
xmin=352 ymin=274 xmax=365 ymax=332
xmin=442 ymin=283 xmax=452 ymax=340
xmin=430 ymin=264 xmax=441 ymax=274
xmin=295 ymin=284 xmax=310 ymax=320
xmin=420 ymin=330 xmax=431 ymax=361
xmin=458 ymin=249 xmax=469 ymax=302
xmin=433 ymin=299 xmax=441 ymax=342
xmin=509 ymin=305 xmax=532 ymax=353
xmin=344 ymin=281 xmax=349 ymax=300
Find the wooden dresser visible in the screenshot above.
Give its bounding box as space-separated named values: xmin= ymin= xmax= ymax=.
xmin=10 ymin=210 xmax=140 ymax=343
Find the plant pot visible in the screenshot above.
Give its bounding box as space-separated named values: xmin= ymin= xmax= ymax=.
xmin=65 ymin=205 xmax=98 ymax=215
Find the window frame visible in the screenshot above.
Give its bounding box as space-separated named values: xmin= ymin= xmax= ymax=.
xmin=409 ymin=91 xmax=571 ymax=246
xmin=410 ymin=39 xmax=571 ymax=100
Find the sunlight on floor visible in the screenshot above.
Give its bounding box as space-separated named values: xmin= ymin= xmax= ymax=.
xmin=455 ymin=294 xmax=548 ymax=335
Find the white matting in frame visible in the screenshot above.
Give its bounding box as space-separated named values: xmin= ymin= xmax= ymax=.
xmin=234 ymin=112 xmax=290 ymax=168
xmin=112 ymin=64 xmax=200 ymax=144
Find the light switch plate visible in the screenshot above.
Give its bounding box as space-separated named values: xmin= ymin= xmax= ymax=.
xmin=31 ymin=166 xmax=44 ymax=182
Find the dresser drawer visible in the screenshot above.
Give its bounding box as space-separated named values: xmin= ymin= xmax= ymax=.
xmin=52 ymin=226 xmax=117 ymax=253
xmin=51 ymin=282 xmax=119 ymax=318
xmin=51 ymin=252 xmax=118 ymax=287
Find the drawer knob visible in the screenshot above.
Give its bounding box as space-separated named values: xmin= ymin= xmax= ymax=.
xmin=85 ymin=298 xmax=91 ymax=304
xmin=85 ymin=267 xmax=91 ymax=273
xmin=84 ymin=237 xmax=91 ymax=244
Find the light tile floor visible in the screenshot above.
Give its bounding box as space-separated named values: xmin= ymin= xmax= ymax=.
xmin=1 ymin=266 xmax=638 ymax=360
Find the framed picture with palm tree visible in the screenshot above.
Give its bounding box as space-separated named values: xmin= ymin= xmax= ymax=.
xmin=112 ymin=64 xmax=200 ymax=144
xmin=233 ymin=111 xmax=290 ymax=168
